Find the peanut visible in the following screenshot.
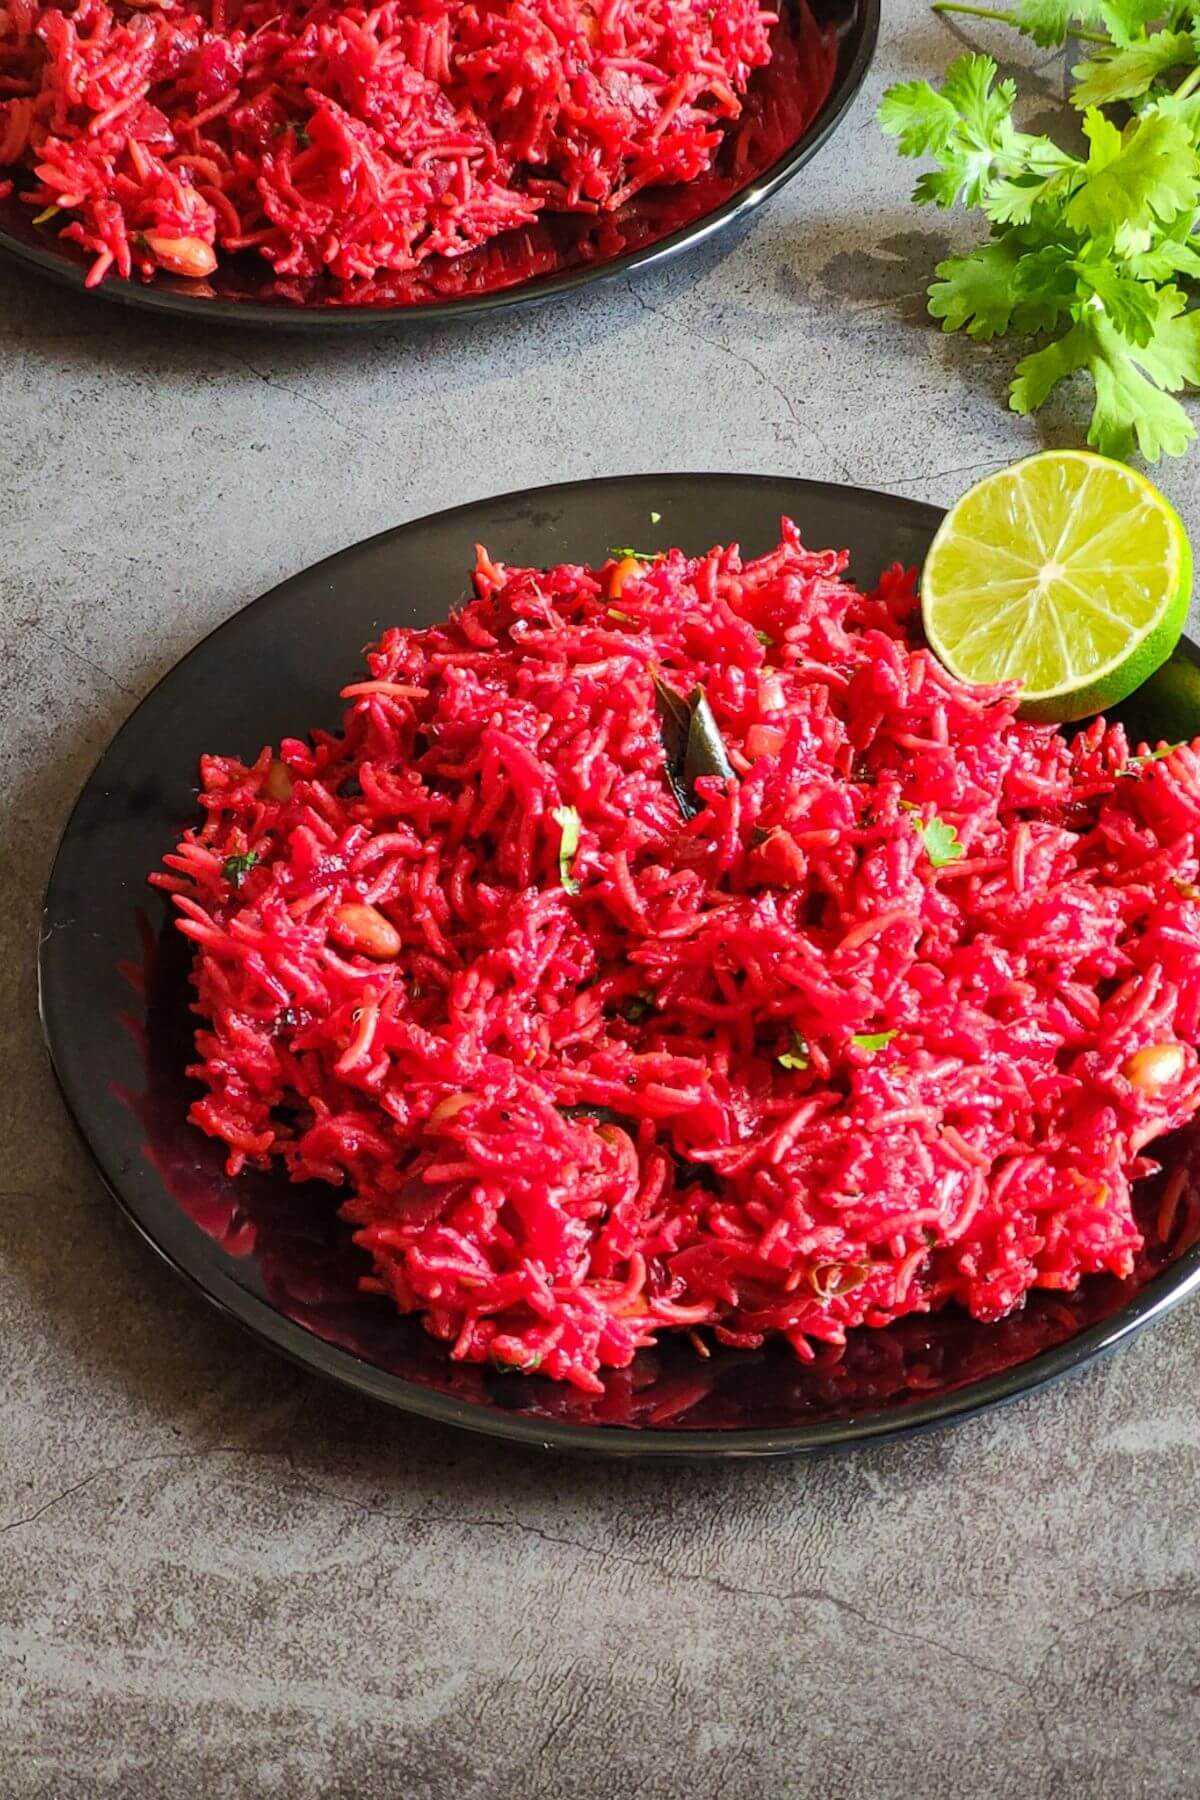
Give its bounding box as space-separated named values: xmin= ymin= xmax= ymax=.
xmin=334 ymin=902 xmax=401 ymax=959
xmin=1123 ymin=1043 xmax=1186 ymax=1093
xmin=265 ymin=759 xmax=293 ymax=802
xmin=429 ymin=1092 xmax=478 ymax=1127
xmin=143 ymin=233 xmax=218 ymax=278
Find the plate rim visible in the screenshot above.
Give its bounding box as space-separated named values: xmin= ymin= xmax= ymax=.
xmin=0 ymin=0 xmax=880 ymax=332
xmin=38 ymin=469 xmax=1200 ymax=1458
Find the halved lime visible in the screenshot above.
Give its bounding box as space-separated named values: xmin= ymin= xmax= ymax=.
xmin=921 ymin=451 xmax=1192 ymax=723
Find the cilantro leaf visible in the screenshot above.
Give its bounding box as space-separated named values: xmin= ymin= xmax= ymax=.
xmin=778 ymin=1032 xmax=811 ymax=1071
xmin=1018 ymin=0 xmax=1162 ymax=47
xmin=931 ymin=234 xmax=1082 ymax=340
xmin=1076 ymin=256 xmax=1160 ymax=346
xmin=1010 ymin=293 xmax=1200 ymax=462
xmin=1011 ymin=242 xmax=1085 ymax=334
xmin=552 ymin=804 xmax=582 ymax=894
xmin=1091 ymin=297 xmax=1200 ymax=459
xmin=1009 ymin=319 xmax=1095 ymax=414
xmin=929 ymin=238 xmax=1027 ymax=340
xmin=1071 ymin=32 xmax=1194 ymax=109
xmin=1124 ymin=283 xmax=1200 ymax=387
xmin=879 ymin=18 xmax=1200 ymax=464
xmin=877 ymin=77 xmax=962 ymax=159
xmin=881 ymin=55 xmax=1020 ymax=211
xmin=222 ymin=851 xmax=259 ymax=888
xmin=1128 ymin=210 xmax=1200 ymax=282
xmin=1014 ymin=0 xmax=1074 ymax=46
xmin=914 ymin=812 xmax=966 ymax=867
xmin=982 ymin=139 xmax=1079 ymax=226
xmin=940 ymin=50 xmax=1018 ymax=134
xmin=1065 ymin=111 xmax=1200 ymax=241
xmin=1090 ymin=0 xmax=1165 ymax=47
xmin=852 ymin=1030 xmax=898 ymax=1053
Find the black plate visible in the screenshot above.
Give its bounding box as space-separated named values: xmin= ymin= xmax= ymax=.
xmin=39 ymin=473 xmax=1200 ymax=1457
xmin=0 ymin=0 xmax=876 ymax=330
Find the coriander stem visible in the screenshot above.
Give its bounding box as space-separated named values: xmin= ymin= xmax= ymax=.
xmin=1173 ymin=63 xmax=1200 ymax=100
xmin=929 ymin=1 xmax=1109 ymax=42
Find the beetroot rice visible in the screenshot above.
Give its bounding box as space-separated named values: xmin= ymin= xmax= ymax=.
xmin=0 ymin=0 xmax=775 ymax=287
xmin=152 ymin=528 xmax=1200 ymax=1391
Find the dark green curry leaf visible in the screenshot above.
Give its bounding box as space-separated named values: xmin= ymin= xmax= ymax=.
xmin=654 ymin=675 xmax=736 ymax=819
xmin=685 ymin=689 xmax=736 ymax=791
xmin=561 ymin=1102 xmax=638 ymax=1131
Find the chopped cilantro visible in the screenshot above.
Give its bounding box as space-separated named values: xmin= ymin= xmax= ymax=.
xmin=552 ymin=804 xmax=582 ymax=894
xmin=650 ymin=510 xmax=662 ymax=524
xmin=852 ymin=1029 xmax=898 ymax=1053
xmin=222 ymin=851 xmax=259 ymax=888
xmin=608 ymin=546 xmax=661 ymax=561
xmin=755 ymin=629 xmax=774 ymax=647
xmin=623 ymin=992 xmax=656 ymax=1022
xmin=490 ymin=1347 xmax=543 ymax=1374
xmin=1125 ymin=742 xmax=1182 ymax=770
xmin=913 ymin=810 xmax=965 ymax=867
xmin=778 ymin=1031 xmax=811 ymax=1071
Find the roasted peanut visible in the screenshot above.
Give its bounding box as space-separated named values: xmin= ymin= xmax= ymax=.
xmin=1123 ymin=1043 xmax=1186 ymax=1093
xmin=429 ymin=1092 xmax=478 ymax=1127
xmin=143 ymin=233 xmax=218 ymax=278
xmin=265 ymin=759 xmax=293 ymax=802
xmin=334 ymin=902 xmax=401 ymax=959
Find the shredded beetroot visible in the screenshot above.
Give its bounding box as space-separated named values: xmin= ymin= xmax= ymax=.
xmin=0 ymin=0 xmax=775 ymax=287
xmin=152 ymin=527 xmax=1200 ymax=1392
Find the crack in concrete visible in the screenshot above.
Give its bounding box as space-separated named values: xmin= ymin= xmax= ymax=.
xmin=19 ymin=619 xmax=139 ymax=699
xmin=625 ymin=281 xmax=854 ymax=480
xmin=0 ymin=1446 xmax=284 ymax=1535
xmin=0 ymin=1444 xmax=1033 ymax=1699
xmin=1 ymin=1467 xmax=122 ymax=1535
xmin=417 ymin=1510 xmax=1031 ymax=1693
xmin=222 ymin=350 xmax=354 ymax=435
xmin=0 ymin=1439 xmax=1062 ymax=1734
xmin=907 ymin=458 xmax=1008 ymax=485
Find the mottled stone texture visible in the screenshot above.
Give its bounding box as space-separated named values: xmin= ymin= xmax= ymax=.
xmin=3 ymin=2 xmax=1200 ymax=1793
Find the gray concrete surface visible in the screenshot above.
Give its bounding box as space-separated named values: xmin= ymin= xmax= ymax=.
xmin=3 ymin=3 xmax=1200 ymax=1795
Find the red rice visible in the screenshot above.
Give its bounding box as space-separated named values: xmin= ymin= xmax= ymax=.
xmin=152 ymin=526 xmax=1200 ymax=1390
xmin=0 ymin=0 xmax=774 ymax=286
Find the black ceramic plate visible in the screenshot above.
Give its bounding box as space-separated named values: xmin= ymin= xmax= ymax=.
xmin=39 ymin=473 xmax=1200 ymax=1458
xmin=0 ymin=0 xmax=876 ymax=330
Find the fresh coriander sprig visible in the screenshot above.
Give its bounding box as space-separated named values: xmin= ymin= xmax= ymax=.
xmin=879 ymin=30 xmax=1200 ymax=461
